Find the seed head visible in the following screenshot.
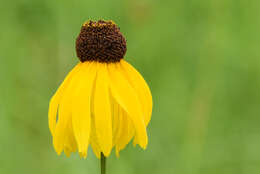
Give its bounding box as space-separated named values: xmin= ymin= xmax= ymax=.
xmin=76 ymin=20 xmax=127 ymax=63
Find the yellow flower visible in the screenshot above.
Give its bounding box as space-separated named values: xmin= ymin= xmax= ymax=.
xmin=48 ymin=20 xmax=152 ymax=159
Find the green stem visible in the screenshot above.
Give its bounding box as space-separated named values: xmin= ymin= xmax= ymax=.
xmin=101 ymin=153 xmax=106 ymax=174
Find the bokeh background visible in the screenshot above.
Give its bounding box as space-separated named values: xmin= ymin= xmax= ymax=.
xmin=1 ymin=0 xmax=260 ymax=174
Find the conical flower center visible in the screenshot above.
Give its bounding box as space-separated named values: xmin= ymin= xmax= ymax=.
xmin=76 ymin=20 xmax=127 ymax=63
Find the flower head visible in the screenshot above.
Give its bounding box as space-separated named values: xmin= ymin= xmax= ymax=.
xmin=48 ymin=20 xmax=152 ymax=158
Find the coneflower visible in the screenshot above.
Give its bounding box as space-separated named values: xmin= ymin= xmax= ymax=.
xmin=48 ymin=20 xmax=153 ymax=174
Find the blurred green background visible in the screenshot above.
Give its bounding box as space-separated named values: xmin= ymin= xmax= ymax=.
xmin=1 ymin=0 xmax=260 ymax=174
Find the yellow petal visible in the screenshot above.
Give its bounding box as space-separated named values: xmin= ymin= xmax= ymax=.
xmin=48 ymin=63 xmax=81 ymax=135
xmin=64 ymin=147 xmax=71 ymax=157
xmin=111 ymin=97 xmax=121 ymax=146
xmin=71 ymin=62 xmax=97 ymax=158
xmin=89 ymin=76 xmax=102 ymax=159
xmin=79 ymin=151 xmax=87 ymax=159
xmin=107 ymin=63 xmax=148 ymax=149
xmin=94 ymin=63 xmax=113 ymax=157
xmin=120 ymin=60 xmax=153 ymax=126
xmin=115 ymin=107 xmax=135 ymax=157
xmin=90 ymin=120 xmax=101 ymax=159
xmin=63 ymin=117 xmax=77 ymax=157
xmin=53 ymin=64 xmax=86 ymax=155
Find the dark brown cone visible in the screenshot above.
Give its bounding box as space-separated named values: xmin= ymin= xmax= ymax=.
xmin=76 ymin=20 xmax=127 ymax=63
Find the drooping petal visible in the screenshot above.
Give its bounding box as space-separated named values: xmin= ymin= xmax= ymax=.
xmin=71 ymin=62 xmax=97 ymax=158
xmin=111 ymin=97 xmax=121 ymax=147
xmin=89 ymin=73 xmax=102 ymax=159
xmin=94 ymin=63 xmax=113 ymax=157
xmin=120 ymin=60 xmax=153 ymax=126
xmin=107 ymin=63 xmax=148 ymax=149
xmin=64 ymin=148 xmax=71 ymax=157
xmin=48 ymin=63 xmax=81 ymax=135
xmin=79 ymin=152 xmax=87 ymax=158
xmin=90 ymin=117 xmax=102 ymax=159
xmin=115 ymin=107 xmax=135 ymax=157
xmin=63 ymin=117 xmax=77 ymax=157
xmin=53 ymin=64 xmax=86 ymax=155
